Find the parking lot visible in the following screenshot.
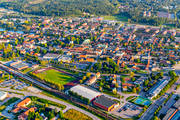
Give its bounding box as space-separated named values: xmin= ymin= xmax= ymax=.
xmin=111 ymin=102 xmax=142 ymax=118
xmin=0 ymin=79 xmax=29 ymax=90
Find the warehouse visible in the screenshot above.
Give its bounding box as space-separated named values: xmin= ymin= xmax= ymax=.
xmin=163 ymin=99 xmax=180 ymax=120
xmin=0 ymin=91 xmax=8 ymax=100
xmin=43 ymin=53 xmax=60 ymax=60
xmin=10 ymin=61 xmax=29 ymax=70
xmin=69 ymin=85 xmax=101 ymax=101
xmin=58 ymin=55 xmax=72 ymax=63
xmin=163 ymin=108 xmax=179 ymax=120
xmin=93 ymin=95 xmax=119 ymax=111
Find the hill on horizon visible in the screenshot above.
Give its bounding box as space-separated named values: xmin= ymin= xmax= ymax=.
xmin=0 ymin=0 xmax=120 ymax=16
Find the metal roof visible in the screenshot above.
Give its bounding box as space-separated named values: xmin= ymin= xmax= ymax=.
xmin=0 ymin=91 xmax=7 ymax=97
xmin=94 ymin=95 xmax=117 ymax=108
xmin=70 ymin=85 xmax=101 ymax=101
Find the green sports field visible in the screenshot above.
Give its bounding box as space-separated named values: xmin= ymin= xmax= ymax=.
xmin=36 ymin=69 xmax=76 ymax=85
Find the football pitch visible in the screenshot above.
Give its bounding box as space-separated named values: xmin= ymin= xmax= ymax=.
xmin=35 ymin=68 xmax=76 ymax=85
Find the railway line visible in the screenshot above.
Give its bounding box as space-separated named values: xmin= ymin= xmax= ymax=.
xmin=0 ymin=63 xmax=121 ymax=120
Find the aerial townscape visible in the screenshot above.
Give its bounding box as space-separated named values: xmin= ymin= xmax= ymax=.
xmin=0 ymin=0 xmax=179 ymax=120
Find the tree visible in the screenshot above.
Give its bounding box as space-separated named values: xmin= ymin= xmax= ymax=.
xmin=160 ymin=72 xmax=163 ymax=78
xmin=144 ymin=80 xmax=149 ymax=86
xmin=41 ymin=60 xmax=48 ymax=66
xmin=130 ymin=71 xmax=135 ymax=78
xmin=99 ymin=86 xmax=102 ymax=92
xmin=169 ymin=71 xmax=176 ymax=77
xmin=82 ymin=76 xmax=86 ymax=80
xmin=58 ymin=110 xmax=64 ymax=119
xmin=153 ymin=116 xmax=159 ymax=120
xmin=113 ymin=88 xmax=117 ymax=94
xmin=131 ymin=77 xmax=136 ymax=82
xmin=121 ymin=77 xmax=125 ymax=83
xmin=73 ymin=65 xmax=77 ymax=69
xmin=86 ymin=72 xmax=91 ymax=78
xmin=79 ymin=79 xmax=83 ymax=84
xmin=57 ymin=84 xmax=64 ymax=91
xmin=106 ymin=57 xmax=110 ymax=63
xmin=115 ymin=83 xmax=119 ymax=88
xmin=170 ymin=60 xmax=176 ymax=66
xmin=132 ymin=87 xmax=136 ymax=93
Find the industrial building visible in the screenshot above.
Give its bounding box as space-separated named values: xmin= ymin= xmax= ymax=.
xmin=147 ymin=79 xmax=169 ymax=99
xmin=93 ymin=95 xmax=119 ymax=111
xmin=0 ymin=91 xmax=8 ymax=100
xmin=134 ymin=76 xmax=147 ymax=85
xmin=163 ymin=99 xmax=180 ymax=120
xmin=58 ymin=55 xmax=72 ymax=63
xmin=43 ymin=53 xmax=61 ymax=60
xmin=69 ymin=85 xmax=101 ymax=101
xmin=10 ymin=61 xmax=29 ymax=70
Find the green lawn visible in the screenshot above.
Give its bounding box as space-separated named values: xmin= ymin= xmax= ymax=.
xmin=64 ymin=109 xmax=92 ymax=120
xmin=21 ymin=67 xmax=32 ymax=74
xmin=102 ymin=15 xmax=129 ymax=22
xmin=36 ymin=69 xmax=76 ymax=85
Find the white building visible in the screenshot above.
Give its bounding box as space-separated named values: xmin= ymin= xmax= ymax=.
xmin=0 ymin=91 xmax=8 ymax=100
xmin=69 ymin=85 xmax=101 ymax=101
xmin=58 ymin=55 xmax=72 ymax=63
xmin=148 ymin=79 xmax=169 ymax=99
xmin=43 ymin=53 xmax=60 ymax=60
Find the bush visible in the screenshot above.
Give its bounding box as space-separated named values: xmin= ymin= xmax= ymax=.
xmin=0 ymin=105 xmax=6 ymax=112
xmin=126 ymin=96 xmax=136 ymax=101
xmin=64 ymin=109 xmax=92 ymax=120
xmin=29 ymin=96 xmax=66 ymax=110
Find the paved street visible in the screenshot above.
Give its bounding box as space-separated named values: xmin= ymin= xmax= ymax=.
xmin=139 ymin=96 xmax=166 ymax=120
xmin=0 ymin=88 xmax=100 ymax=120
xmin=0 ymin=64 xmax=51 ymax=90
xmin=158 ymin=94 xmax=177 ymax=116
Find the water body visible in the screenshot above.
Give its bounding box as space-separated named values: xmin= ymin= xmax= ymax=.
xmin=0 ymin=28 xmax=34 ymax=34
xmin=0 ymin=28 xmax=24 ymax=34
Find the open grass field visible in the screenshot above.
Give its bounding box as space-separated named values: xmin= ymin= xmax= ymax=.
xmin=64 ymin=109 xmax=92 ymax=120
xmin=35 ymin=68 xmax=76 ymax=85
xmin=102 ymin=15 xmax=128 ymax=22
xmin=21 ymin=67 xmax=32 ymax=74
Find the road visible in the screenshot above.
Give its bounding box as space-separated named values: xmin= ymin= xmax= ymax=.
xmin=158 ymin=94 xmax=177 ymax=116
xmin=0 ymin=64 xmax=100 ymax=120
xmin=0 ymin=87 xmax=100 ymax=120
xmin=140 ymin=73 xmax=180 ymax=120
xmin=139 ymin=96 xmax=166 ymax=120
xmin=0 ymin=64 xmax=51 ymax=90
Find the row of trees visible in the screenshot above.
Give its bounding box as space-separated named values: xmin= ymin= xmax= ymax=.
xmin=0 ymin=0 xmax=117 ymax=16
xmin=68 ymin=90 xmax=90 ymax=104
xmin=29 ymin=72 xmax=64 ymax=91
xmin=91 ymin=58 xmax=119 ymax=74
xmin=153 ymin=71 xmax=178 ymax=99
xmin=0 ymin=43 xmax=19 ymax=60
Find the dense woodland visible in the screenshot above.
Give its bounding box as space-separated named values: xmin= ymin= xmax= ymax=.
xmin=0 ymin=0 xmax=180 ymax=27
xmin=0 ymin=0 xmax=118 ymax=16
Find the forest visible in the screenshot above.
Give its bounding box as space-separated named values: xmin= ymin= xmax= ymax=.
xmin=0 ymin=0 xmax=180 ymax=27
xmin=0 ymin=0 xmax=119 ymax=16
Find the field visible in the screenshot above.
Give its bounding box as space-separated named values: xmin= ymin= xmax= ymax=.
xmin=33 ymin=68 xmax=76 ymax=85
xmin=64 ymin=109 xmax=92 ymax=120
xmin=102 ymin=15 xmax=128 ymax=22
xmin=21 ymin=67 xmax=32 ymax=74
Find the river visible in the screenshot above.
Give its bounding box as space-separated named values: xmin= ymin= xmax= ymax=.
xmin=0 ymin=28 xmax=32 ymax=34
